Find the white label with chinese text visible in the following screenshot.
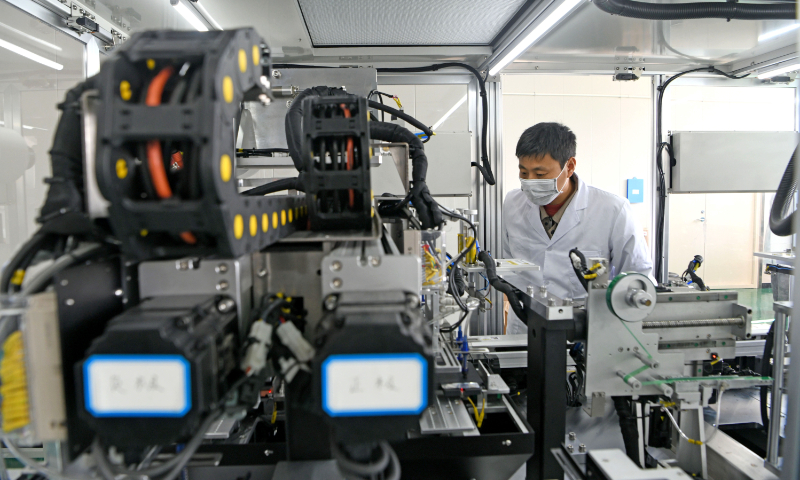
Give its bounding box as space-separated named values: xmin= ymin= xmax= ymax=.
xmin=322 ymin=354 xmax=427 ymax=417
xmin=84 ymin=355 xmax=191 ymax=417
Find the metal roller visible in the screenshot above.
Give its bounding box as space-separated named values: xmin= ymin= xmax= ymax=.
xmin=641 ymin=317 xmax=745 ymax=329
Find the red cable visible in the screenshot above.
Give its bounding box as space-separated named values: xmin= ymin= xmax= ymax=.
xmin=145 ymin=66 xmax=196 ymax=245
xmin=340 ymin=104 xmax=355 ymax=208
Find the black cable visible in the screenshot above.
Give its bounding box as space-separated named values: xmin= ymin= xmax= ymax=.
xmin=377 ymin=63 xmax=495 ymax=185
xmin=478 ymin=250 xmax=528 ymax=323
xmin=236 ymin=148 xmax=290 ymax=158
xmin=653 ymin=67 xmax=749 ymax=281
xmin=761 ymin=322 xmax=775 ymax=430
xmin=0 ymin=232 xmax=50 ymax=293
xmin=441 ymin=309 xmax=470 ymax=333
xmin=769 ymin=146 xmax=798 ymax=236
xmin=367 ymin=100 xmax=433 ymax=138
xmin=593 ymin=0 xmax=796 ymax=20
xmin=242 ymin=177 xmax=304 ymax=196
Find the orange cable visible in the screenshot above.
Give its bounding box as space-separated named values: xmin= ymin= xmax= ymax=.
xmin=340 ymin=104 xmax=355 ymax=208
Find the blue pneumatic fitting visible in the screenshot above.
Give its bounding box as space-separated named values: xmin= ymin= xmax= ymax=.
xmin=460 ymin=336 xmax=470 ymax=375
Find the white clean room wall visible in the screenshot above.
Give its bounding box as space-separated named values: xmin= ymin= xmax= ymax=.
xmin=500 ymin=74 xmax=653 ymax=243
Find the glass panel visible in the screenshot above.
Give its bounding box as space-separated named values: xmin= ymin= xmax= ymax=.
xmin=0 ymin=2 xmax=85 ymax=267
xmin=666 ymin=84 xmax=796 ymax=321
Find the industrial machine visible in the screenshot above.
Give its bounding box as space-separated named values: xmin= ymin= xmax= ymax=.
xmin=0 ymin=18 xmax=794 ymax=480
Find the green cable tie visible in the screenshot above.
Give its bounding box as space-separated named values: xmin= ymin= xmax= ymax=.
xmin=623 ymin=364 xmax=650 ymax=382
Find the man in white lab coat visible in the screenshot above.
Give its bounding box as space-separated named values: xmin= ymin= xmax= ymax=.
xmin=502 ymin=122 xmax=652 ymax=334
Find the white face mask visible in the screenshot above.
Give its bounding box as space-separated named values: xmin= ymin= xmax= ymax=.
xmin=520 ymin=163 xmax=568 ymax=206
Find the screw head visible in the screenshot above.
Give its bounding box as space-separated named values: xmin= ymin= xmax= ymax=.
xmin=527 ymin=285 xmax=535 ymax=295
xmin=114 ymin=289 xmax=124 ymax=297
xmin=579 ymin=444 xmax=587 ymax=453
xmin=216 ymin=280 xmax=229 ymax=291
xmin=217 ymin=299 xmax=235 ymax=313
xmin=272 ymin=70 xmax=281 ymax=79
xmin=216 ymin=263 xmax=229 ymax=274
xmin=569 ymin=432 xmax=576 ymax=440
xmin=502 ymin=440 xmax=512 ymax=446
xmin=264 ymin=449 xmax=273 ymax=456
xmin=324 ymin=295 xmax=338 ymax=311
xmin=406 ymin=294 xmax=420 ymax=308
xmin=331 ymin=278 xmax=343 ymax=289
xmin=65 ymin=299 xmax=75 ymax=306
xmin=370 ymin=256 xmax=381 ymax=267
xmin=618 ymin=347 xmax=624 ymax=352
xmin=257 ymin=269 xmax=267 ymax=278
xmin=548 ymin=298 xmax=556 ymax=306
xmin=567 ymin=444 xmax=574 ymax=452
xmin=286 ymin=100 xmax=293 ymax=108
xmin=330 ymin=261 xmax=342 ymax=272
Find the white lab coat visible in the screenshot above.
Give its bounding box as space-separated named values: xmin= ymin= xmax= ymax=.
xmin=502 ymin=174 xmax=653 ymax=334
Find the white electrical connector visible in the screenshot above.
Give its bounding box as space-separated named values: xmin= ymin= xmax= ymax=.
xmin=241 ymin=320 xmax=273 ymax=376
xmin=276 ymin=321 xmax=315 ymax=363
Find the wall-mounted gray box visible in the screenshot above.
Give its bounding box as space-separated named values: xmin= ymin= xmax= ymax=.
xmin=671 ymin=131 xmax=799 ymax=193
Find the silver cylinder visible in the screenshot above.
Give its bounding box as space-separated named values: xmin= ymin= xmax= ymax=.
xmin=617 ymin=370 xmax=642 ymax=390
xmin=641 ymin=317 xmax=745 ymax=329
xmin=767 ymin=311 xmax=787 ymax=466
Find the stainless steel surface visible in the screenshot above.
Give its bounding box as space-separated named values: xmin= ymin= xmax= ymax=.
xmin=736 ymin=339 xmax=767 ymax=357
xmin=477 ymin=361 xmax=511 ymax=394
xmin=671 ymin=132 xmax=800 ymax=193
xmin=253 ymin=249 xmax=325 ymax=333
xmin=80 ymin=90 xmax=110 ymax=217
xmin=461 ymin=259 xmax=540 ymax=274
xmin=755 ymin=252 xmax=796 ymax=267
xmin=423 ymin=132 xmax=474 ymax=196
xmin=587 ymin=449 xmax=690 ymax=479
xmin=204 ymin=415 xmax=239 ymax=440
xmin=767 ymin=309 xmax=788 ymax=467
xmin=707 ymin=428 xmax=780 ymax=480
xmin=138 ymin=256 xmax=252 ymax=336
xmin=419 ymin=395 xmax=475 ymax=434
xmin=241 ymin=68 xmax=377 ymax=150
xmin=370 ymin=142 xmax=410 ymax=195
xmin=468 ymin=334 xmax=527 ymax=349
xmin=504 ymin=273 xmax=574 ymax=320
xmin=320 ymin=241 xmax=421 ymax=297
xmin=279 ymin=214 xmax=382 ymax=243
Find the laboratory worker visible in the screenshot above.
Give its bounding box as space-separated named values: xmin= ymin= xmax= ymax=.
xmin=502 ymin=122 xmax=652 ymax=334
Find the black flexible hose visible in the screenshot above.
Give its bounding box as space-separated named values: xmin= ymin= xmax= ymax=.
xmin=377 ymin=63 xmax=495 ymax=185
xmin=613 ymin=396 xmax=642 ymax=465
xmin=0 ymin=232 xmax=50 ymax=293
xmin=370 ymin=121 xmax=442 ymax=228
xmin=769 ymin=146 xmax=798 ymax=237
xmin=478 ymin=251 xmax=527 ymax=323
xmin=367 ymin=100 xmax=433 ymax=138
xmin=761 ymin=322 xmax=775 ymax=430
xmin=593 ymin=0 xmax=796 ymax=20
xmin=242 ymin=177 xmax=304 ymax=196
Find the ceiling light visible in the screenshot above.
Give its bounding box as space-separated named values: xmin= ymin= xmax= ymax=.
xmin=431 ymin=94 xmax=468 ymax=131
xmin=173 ymin=2 xmax=209 ymax=32
xmin=0 ymin=38 xmax=63 ymax=70
xmin=758 ymin=23 xmax=799 ymax=42
xmin=489 ymin=0 xmax=583 ymax=76
xmin=0 ymin=22 xmax=61 ymax=51
xmin=758 ymin=62 xmax=800 ymax=79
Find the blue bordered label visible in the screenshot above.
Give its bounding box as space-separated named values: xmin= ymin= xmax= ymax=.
xmin=322 ymin=353 xmax=427 ymax=417
xmin=84 ymin=355 xmax=191 ymax=417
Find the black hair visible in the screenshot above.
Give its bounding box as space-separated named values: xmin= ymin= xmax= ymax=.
xmin=515 ymin=122 xmax=576 ymax=168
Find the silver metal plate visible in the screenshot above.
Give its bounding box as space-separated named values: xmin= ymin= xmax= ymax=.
xmin=419 ymin=395 xmax=475 ymax=434
xmin=462 ymin=259 xmax=541 ymax=274
xmin=204 ymin=415 xmax=239 ymax=440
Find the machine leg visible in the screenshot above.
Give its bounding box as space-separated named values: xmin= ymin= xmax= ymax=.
xmin=675 ymin=407 xmax=707 ymax=479
xmin=527 ymin=316 xmax=566 ymax=480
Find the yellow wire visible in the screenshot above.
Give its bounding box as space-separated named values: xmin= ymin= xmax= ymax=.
xmin=271 ymin=400 xmax=278 ymax=424
xmin=710 ymin=359 xmax=721 ymax=365
xmin=1 ymin=331 xmax=29 ymax=432
xmin=583 ymin=273 xmax=598 ymax=280
xmin=391 ymin=97 xmax=403 ymax=109
xmin=467 ymin=397 xmax=486 ymax=428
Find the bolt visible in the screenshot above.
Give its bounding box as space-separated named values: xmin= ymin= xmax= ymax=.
xmin=330 ymin=260 xmax=342 ymax=272
xmin=65 ymin=299 xmax=75 ymax=306
xmin=114 ymin=289 xmax=123 ymax=297
xmin=527 ymin=285 xmax=535 ymax=295
xmin=217 ymin=299 xmax=235 ymax=313
xmin=72 ymin=4 xmax=77 ymax=9
xmin=569 ymin=432 xmax=576 ymax=440
xmin=216 ymin=263 xmax=229 ymax=274
xmin=257 ymin=269 xmax=267 ymax=278
xmin=579 ymin=444 xmax=587 ymax=453
xmin=216 ymin=280 xmax=229 ymax=291
xmin=272 ymin=70 xmax=281 ymax=79
xmin=406 ymin=294 xmax=420 ymax=308
xmin=370 ymin=256 xmax=381 ymax=267
xmin=567 ymin=444 xmax=574 ymax=453
xmin=502 ymin=440 xmax=512 ymax=446
xmin=539 ymin=285 xmax=547 ymax=295
xmin=332 ymin=278 xmax=343 ymax=289
xmin=618 ymin=347 xmax=624 ymax=352
xmin=563 ymin=298 xmax=573 ymax=306
xmin=323 ymin=295 xmax=338 ymax=311
xmin=548 ymin=298 xmax=556 ymax=306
